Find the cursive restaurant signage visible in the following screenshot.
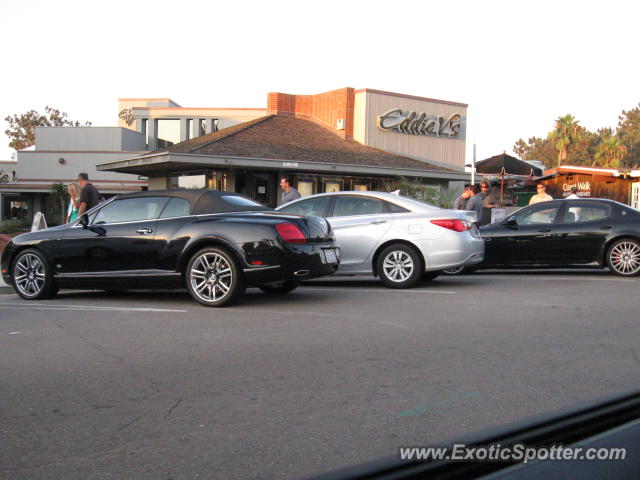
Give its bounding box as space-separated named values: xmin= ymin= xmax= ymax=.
xmin=118 ymin=108 xmax=135 ymax=126
xmin=377 ymin=109 xmax=463 ymax=138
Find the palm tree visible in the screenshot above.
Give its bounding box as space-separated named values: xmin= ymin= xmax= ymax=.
xmin=548 ymin=114 xmax=580 ymax=167
xmin=594 ymin=137 xmax=627 ymax=168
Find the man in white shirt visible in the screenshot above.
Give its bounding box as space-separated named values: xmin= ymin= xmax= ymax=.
xmin=529 ymin=183 xmax=553 ymax=204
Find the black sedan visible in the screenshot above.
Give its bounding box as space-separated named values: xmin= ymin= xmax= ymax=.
xmin=448 ymin=198 xmax=640 ymax=276
xmin=1 ymin=190 xmax=340 ymax=306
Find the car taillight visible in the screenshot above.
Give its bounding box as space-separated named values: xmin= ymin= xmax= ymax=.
xmin=431 ymin=219 xmax=472 ymax=232
xmin=276 ymin=222 xmax=307 ymax=244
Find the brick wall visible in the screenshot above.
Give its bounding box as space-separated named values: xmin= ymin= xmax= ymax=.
xmin=267 ymin=87 xmax=355 ymax=138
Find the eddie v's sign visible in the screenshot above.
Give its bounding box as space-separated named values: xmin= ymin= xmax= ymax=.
xmin=377 ymin=108 xmax=463 ymax=139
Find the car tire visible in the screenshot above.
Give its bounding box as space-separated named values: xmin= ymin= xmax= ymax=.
xmin=377 ymin=243 xmax=423 ymax=289
xmin=259 ymin=280 xmax=300 ymax=295
xmin=606 ymin=238 xmax=640 ymax=277
xmin=11 ymin=248 xmax=58 ymax=300
xmin=186 ymin=247 xmax=245 ymax=307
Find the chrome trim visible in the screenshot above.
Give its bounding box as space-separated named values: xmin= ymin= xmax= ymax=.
xmin=242 ymin=265 xmax=280 ymax=272
xmin=55 ymin=271 xmax=140 ymax=278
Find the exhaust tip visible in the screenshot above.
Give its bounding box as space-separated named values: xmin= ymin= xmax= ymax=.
xmin=294 ymin=269 xmax=310 ymax=277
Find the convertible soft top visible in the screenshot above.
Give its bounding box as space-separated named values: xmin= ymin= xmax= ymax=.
xmin=115 ymin=189 xmax=272 ymax=215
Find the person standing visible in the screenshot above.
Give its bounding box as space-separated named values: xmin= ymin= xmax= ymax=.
xmin=453 ymin=184 xmax=472 ymax=210
xmin=279 ymin=176 xmax=301 ymax=205
xmin=466 ymin=184 xmax=484 ymax=222
xmin=529 ymin=183 xmax=553 ymax=204
xmin=77 ymin=173 xmax=102 ymax=216
xmin=477 ymin=181 xmax=496 ymax=208
xmin=66 ymin=182 xmax=81 ymax=223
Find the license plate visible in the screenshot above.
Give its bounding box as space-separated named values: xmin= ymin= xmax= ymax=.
xmin=323 ymin=248 xmax=338 ymax=264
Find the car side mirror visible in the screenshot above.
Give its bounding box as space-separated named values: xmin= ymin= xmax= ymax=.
xmin=79 ymin=214 xmax=89 ymax=229
xmin=505 ymin=218 xmax=518 ymax=228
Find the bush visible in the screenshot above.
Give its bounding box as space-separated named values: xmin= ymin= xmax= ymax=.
xmin=0 ymin=221 xmax=31 ymax=235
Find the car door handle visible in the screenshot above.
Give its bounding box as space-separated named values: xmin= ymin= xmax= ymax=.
xmin=600 ymin=225 xmax=613 ymax=230
xmin=371 ymin=219 xmax=387 ymax=225
xmin=136 ymin=228 xmax=153 ymax=235
xmin=538 ymin=228 xmax=552 ymax=233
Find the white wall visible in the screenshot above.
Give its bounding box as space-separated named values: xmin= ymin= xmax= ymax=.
xmin=354 ymin=91 xmax=467 ymax=169
xmin=35 ymin=127 xmax=146 ymax=151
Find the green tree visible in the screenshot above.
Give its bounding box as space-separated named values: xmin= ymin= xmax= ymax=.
xmin=4 ymin=106 xmax=92 ymax=150
xmin=513 ymin=136 xmax=557 ymax=167
xmin=594 ymin=136 xmax=627 ymax=168
xmin=49 ymin=182 xmax=69 ymax=225
xmin=548 ymin=114 xmax=581 ymax=167
xmin=616 ymin=104 xmax=640 ymax=167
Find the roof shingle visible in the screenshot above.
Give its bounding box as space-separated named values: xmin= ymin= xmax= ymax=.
xmin=156 ymin=115 xmax=457 ymax=172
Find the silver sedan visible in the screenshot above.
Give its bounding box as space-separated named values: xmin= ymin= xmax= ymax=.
xmin=276 ymin=191 xmax=485 ymax=288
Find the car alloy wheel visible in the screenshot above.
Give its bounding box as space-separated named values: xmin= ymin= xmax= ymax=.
xmin=186 ymin=247 xmax=244 ymax=306
xmin=607 ymin=239 xmax=640 ymax=276
xmin=377 ymin=244 xmax=423 ymax=289
xmin=11 ymin=249 xmax=58 ymax=300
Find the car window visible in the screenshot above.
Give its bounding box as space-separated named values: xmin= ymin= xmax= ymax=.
xmin=385 ymin=201 xmax=410 ymax=213
xmin=561 ymin=202 xmax=611 ymax=223
xmin=331 ymin=196 xmax=384 ymax=217
xmin=92 ymin=197 xmax=169 ymax=224
xmin=159 ymin=197 xmax=191 ymax=218
xmin=278 ymin=196 xmax=331 ymax=216
xmin=515 ymin=204 xmax=560 ymax=225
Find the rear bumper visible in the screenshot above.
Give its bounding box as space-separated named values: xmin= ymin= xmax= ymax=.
xmin=242 ymin=242 xmax=340 ymax=285
xmin=415 ymin=233 xmax=485 ymax=271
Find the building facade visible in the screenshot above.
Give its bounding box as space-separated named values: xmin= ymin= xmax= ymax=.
xmin=0 ymin=127 xmax=147 ymax=223
xmin=101 ymin=87 xmax=469 ymax=207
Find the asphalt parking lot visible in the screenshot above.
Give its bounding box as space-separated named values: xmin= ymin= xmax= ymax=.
xmin=1 ymin=271 xmax=640 ymax=480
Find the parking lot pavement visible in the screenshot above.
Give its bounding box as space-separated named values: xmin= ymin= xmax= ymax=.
xmin=0 ymin=274 xmax=11 ymax=294
xmin=1 ymin=271 xmax=639 ymax=480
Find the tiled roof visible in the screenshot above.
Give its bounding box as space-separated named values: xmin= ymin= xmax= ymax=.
xmin=155 ymin=115 xmax=457 ymax=172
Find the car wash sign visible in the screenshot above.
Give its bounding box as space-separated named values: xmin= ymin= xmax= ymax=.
xmin=377 ymin=108 xmax=463 ymax=138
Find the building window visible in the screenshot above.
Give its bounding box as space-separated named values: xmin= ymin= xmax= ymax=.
xmin=157 ymin=119 xmax=181 ymax=148
xmin=169 ymin=173 xmax=206 ymax=190
xmin=3 ymin=196 xmax=29 ymax=221
xmin=212 ymin=119 xmax=219 ymax=132
xmin=323 ymin=180 xmax=342 ymax=193
xmin=200 ymin=119 xmax=207 ymax=136
xmin=186 ymin=119 xmax=193 ymax=140
xmin=296 ymin=180 xmax=315 ymax=197
xmin=141 ymin=119 xmax=149 ymax=149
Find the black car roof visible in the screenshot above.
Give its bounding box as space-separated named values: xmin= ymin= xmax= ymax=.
xmin=115 ymin=189 xmax=271 ymax=215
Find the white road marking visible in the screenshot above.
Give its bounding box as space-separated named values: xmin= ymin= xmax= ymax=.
xmin=469 ymin=275 xmax=635 ymax=283
xmin=8 ymin=331 xmax=21 ymax=335
xmin=0 ymin=303 xmax=187 ymax=313
xmin=300 ymin=287 xmax=456 ymax=294
xmin=234 ymin=308 xmax=357 ymax=318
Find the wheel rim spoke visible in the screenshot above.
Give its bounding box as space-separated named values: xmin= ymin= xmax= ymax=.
xmin=610 ymin=242 xmax=640 ymax=275
xmin=383 ymin=251 xmax=414 ymax=282
xmin=190 ymin=252 xmax=233 ymax=302
xmin=13 ymin=253 xmax=46 ymax=297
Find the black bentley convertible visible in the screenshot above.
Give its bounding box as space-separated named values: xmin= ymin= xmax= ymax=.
xmin=449 ymin=198 xmax=640 ymax=276
xmin=0 ymin=190 xmax=340 ymax=306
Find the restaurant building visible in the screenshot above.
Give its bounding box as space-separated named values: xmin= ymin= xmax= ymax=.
xmin=100 ymin=87 xmax=470 ymax=207
xmin=537 ymin=165 xmax=635 ymax=205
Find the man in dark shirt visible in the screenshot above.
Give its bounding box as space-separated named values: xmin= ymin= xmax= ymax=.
xmin=77 ymin=172 xmax=101 ymax=216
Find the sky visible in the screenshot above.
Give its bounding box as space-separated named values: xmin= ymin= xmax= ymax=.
xmin=1 ymin=0 xmax=639 ymax=167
